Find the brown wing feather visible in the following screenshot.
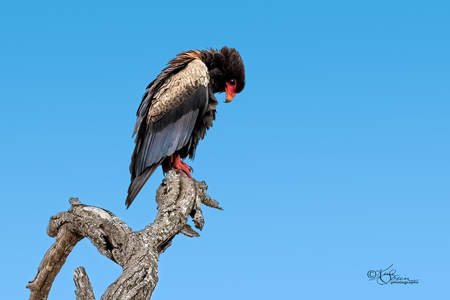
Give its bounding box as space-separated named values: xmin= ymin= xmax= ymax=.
xmin=126 ymin=58 xmax=210 ymax=207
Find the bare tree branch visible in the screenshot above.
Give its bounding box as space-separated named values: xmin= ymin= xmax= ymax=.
xmin=27 ymin=170 xmax=221 ymax=300
xmin=74 ymin=267 xmax=95 ymax=300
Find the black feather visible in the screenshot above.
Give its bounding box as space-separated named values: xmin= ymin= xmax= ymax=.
xmin=127 ymin=85 xmax=209 ymax=207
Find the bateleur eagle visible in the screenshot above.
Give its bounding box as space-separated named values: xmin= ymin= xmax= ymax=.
xmin=126 ymin=47 xmax=245 ymax=208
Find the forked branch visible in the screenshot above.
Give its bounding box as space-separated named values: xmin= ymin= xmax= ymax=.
xmin=27 ymin=170 xmax=221 ymax=300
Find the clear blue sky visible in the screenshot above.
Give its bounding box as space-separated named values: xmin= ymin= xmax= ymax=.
xmin=1 ymin=0 xmax=449 ymax=299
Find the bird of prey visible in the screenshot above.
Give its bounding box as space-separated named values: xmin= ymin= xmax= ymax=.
xmin=126 ymin=47 xmax=245 ymax=208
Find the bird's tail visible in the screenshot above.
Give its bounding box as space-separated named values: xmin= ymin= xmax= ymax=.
xmin=125 ymin=164 xmax=159 ymax=208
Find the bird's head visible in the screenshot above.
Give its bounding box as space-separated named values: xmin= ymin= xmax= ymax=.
xmin=201 ymin=47 xmax=245 ymax=103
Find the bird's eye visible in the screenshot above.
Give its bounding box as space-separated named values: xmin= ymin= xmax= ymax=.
xmin=229 ymin=79 xmax=236 ymax=86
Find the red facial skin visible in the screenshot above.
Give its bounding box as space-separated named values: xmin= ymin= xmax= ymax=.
xmin=225 ymin=81 xmax=237 ymax=103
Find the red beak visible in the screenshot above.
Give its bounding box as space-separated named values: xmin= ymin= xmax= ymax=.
xmin=225 ymin=82 xmax=237 ymax=103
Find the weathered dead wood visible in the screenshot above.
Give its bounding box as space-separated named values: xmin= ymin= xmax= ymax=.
xmin=74 ymin=267 xmax=96 ymax=300
xmin=27 ymin=170 xmax=222 ymax=300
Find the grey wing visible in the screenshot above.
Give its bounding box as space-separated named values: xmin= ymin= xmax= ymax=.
xmin=126 ymin=61 xmax=210 ymax=207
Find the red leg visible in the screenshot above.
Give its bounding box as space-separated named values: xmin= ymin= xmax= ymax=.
xmin=172 ymin=154 xmax=193 ymax=178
